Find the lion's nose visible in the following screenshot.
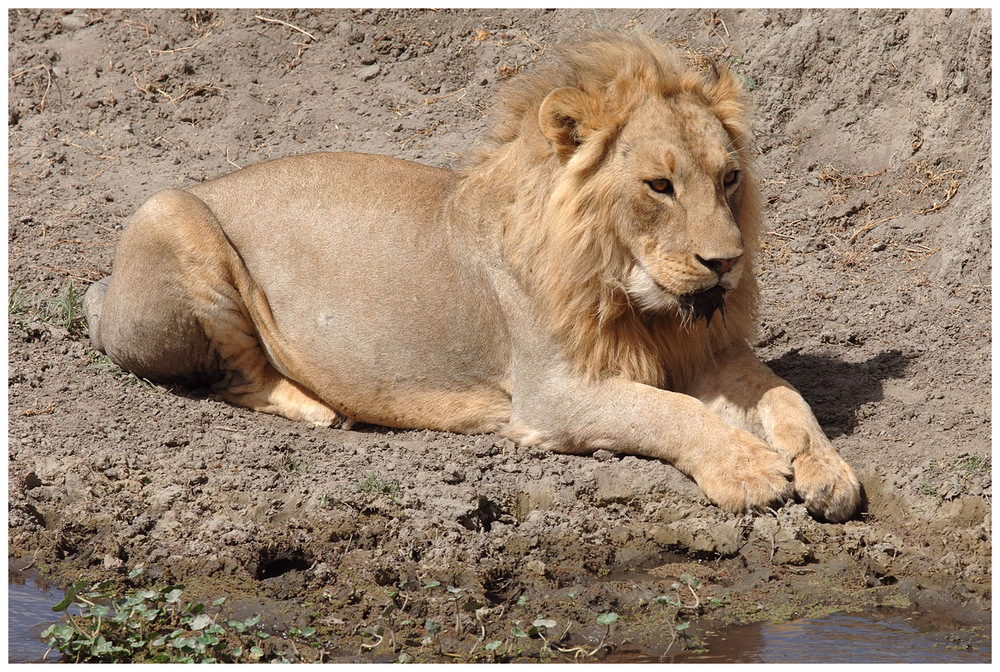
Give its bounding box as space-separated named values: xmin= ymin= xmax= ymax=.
xmin=696 ymin=254 xmax=742 ymax=276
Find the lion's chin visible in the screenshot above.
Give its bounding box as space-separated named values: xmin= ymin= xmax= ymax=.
xmin=678 ymin=285 xmax=727 ymax=325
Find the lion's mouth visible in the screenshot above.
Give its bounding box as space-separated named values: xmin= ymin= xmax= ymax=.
xmin=627 ymin=262 xmax=730 ymax=323
xmin=678 ymin=285 xmax=727 ymax=325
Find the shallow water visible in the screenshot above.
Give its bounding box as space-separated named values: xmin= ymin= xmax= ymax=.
xmin=608 ymin=611 xmax=991 ymax=664
xmin=8 ymin=577 xmax=69 ymax=663
xmin=8 ymin=576 xmax=991 ymax=664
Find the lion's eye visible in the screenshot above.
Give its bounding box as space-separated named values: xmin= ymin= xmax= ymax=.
xmin=647 ymin=179 xmax=675 ymax=197
xmin=723 ymin=169 xmax=740 ymax=189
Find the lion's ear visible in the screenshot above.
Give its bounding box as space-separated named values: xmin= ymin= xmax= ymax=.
xmin=538 ymin=86 xmax=596 ymax=162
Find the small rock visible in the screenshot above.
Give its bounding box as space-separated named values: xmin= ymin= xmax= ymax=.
xmin=515 ymin=482 xmax=555 ymax=521
xmin=23 ymin=472 xmax=43 ymax=490
xmin=358 ymin=63 xmax=380 ymax=81
xmin=443 ymin=463 xmax=465 ymax=484
xmin=772 ymin=526 xmax=812 ymax=566
xmin=60 ymin=13 xmax=88 ymax=30
xmin=651 ymin=519 xmax=742 ymax=557
xmin=607 ymin=526 xmax=631 ymax=544
xmin=952 ymin=70 xmax=967 ymax=93
xmin=524 ymin=559 xmax=547 ymax=576
xmin=313 ymin=562 xmax=334 ymax=581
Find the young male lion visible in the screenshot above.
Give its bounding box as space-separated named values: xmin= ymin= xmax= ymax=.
xmin=85 ymin=34 xmax=861 ymax=522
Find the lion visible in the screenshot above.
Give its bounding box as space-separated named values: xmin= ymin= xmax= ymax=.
xmin=84 ymin=34 xmax=861 ymax=522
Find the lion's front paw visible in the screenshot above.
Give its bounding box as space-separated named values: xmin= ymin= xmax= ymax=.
xmin=769 ymin=425 xmax=862 ymax=522
xmin=693 ymin=430 xmax=794 ymax=514
xmin=792 ymin=449 xmax=862 ymax=523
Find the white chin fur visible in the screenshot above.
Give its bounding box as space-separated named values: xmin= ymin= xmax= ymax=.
xmin=625 ymin=266 xmax=679 ymax=313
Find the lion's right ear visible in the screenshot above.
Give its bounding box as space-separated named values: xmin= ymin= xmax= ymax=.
xmin=538 ymin=87 xmax=598 ymax=162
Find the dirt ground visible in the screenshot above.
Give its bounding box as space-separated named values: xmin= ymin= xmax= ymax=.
xmin=7 ymin=8 xmax=991 ymax=662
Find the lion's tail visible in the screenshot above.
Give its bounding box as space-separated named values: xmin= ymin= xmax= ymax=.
xmin=83 ymin=276 xmax=111 ymax=353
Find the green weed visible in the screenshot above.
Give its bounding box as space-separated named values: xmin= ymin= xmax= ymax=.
xmin=356 ymin=472 xmax=401 ymax=502
xmin=41 ymin=570 xmax=321 ymax=663
xmin=8 ymin=279 xmax=86 ymax=337
xmin=592 ymin=9 xmax=606 ymax=31
xmin=956 ymin=453 xmax=990 ymax=475
xmin=57 ymin=279 xmax=84 ymax=334
xmin=8 ymin=278 xmax=27 ymax=316
xmin=652 ymin=573 xmax=705 ymax=655
xmin=86 ymin=351 xmax=156 ymax=390
xmin=729 ymin=53 xmax=759 ymax=91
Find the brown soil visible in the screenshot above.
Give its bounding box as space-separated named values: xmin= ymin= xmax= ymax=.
xmin=8 ymin=8 xmax=991 ymax=662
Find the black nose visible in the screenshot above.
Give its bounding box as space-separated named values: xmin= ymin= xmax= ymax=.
xmin=696 ymin=255 xmax=741 ymax=275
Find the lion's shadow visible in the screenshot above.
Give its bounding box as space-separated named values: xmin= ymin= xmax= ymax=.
xmin=765 ymin=348 xmax=911 ymax=438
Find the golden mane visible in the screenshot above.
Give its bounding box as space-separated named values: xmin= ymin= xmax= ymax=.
xmin=463 ymin=33 xmax=762 ymax=390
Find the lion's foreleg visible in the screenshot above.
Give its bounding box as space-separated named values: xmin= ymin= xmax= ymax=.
xmin=506 ymin=376 xmax=794 ymax=515
xmin=689 ymin=345 xmax=862 ymax=522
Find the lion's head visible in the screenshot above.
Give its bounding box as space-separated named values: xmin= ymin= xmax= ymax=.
xmin=468 ymin=34 xmax=761 ymax=389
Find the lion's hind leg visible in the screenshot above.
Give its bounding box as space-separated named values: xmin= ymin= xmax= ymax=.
xmin=92 ymin=188 xmax=345 ymax=428
xmin=209 ymin=329 xmax=348 ymax=428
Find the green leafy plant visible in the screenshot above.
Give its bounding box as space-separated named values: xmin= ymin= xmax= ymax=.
xmin=40 ymin=572 xmax=318 ymax=663
xmin=653 ymin=573 xmax=704 ymax=655
xmin=549 ymin=611 xmax=618 ymax=660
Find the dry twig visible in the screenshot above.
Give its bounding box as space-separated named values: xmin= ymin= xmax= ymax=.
xmin=10 ymin=63 xmax=53 ymax=111
xmin=422 ymin=88 xmax=467 ymax=106
xmin=148 ymin=31 xmax=213 ymax=55
xmin=703 ymin=11 xmax=731 ymax=49
xmin=255 ymin=14 xmax=318 ymax=42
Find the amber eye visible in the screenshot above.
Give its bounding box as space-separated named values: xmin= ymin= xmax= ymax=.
xmin=723 ymin=169 xmax=740 ymax=189
xmin=647 ymin=179 xmax=675 ymax=197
